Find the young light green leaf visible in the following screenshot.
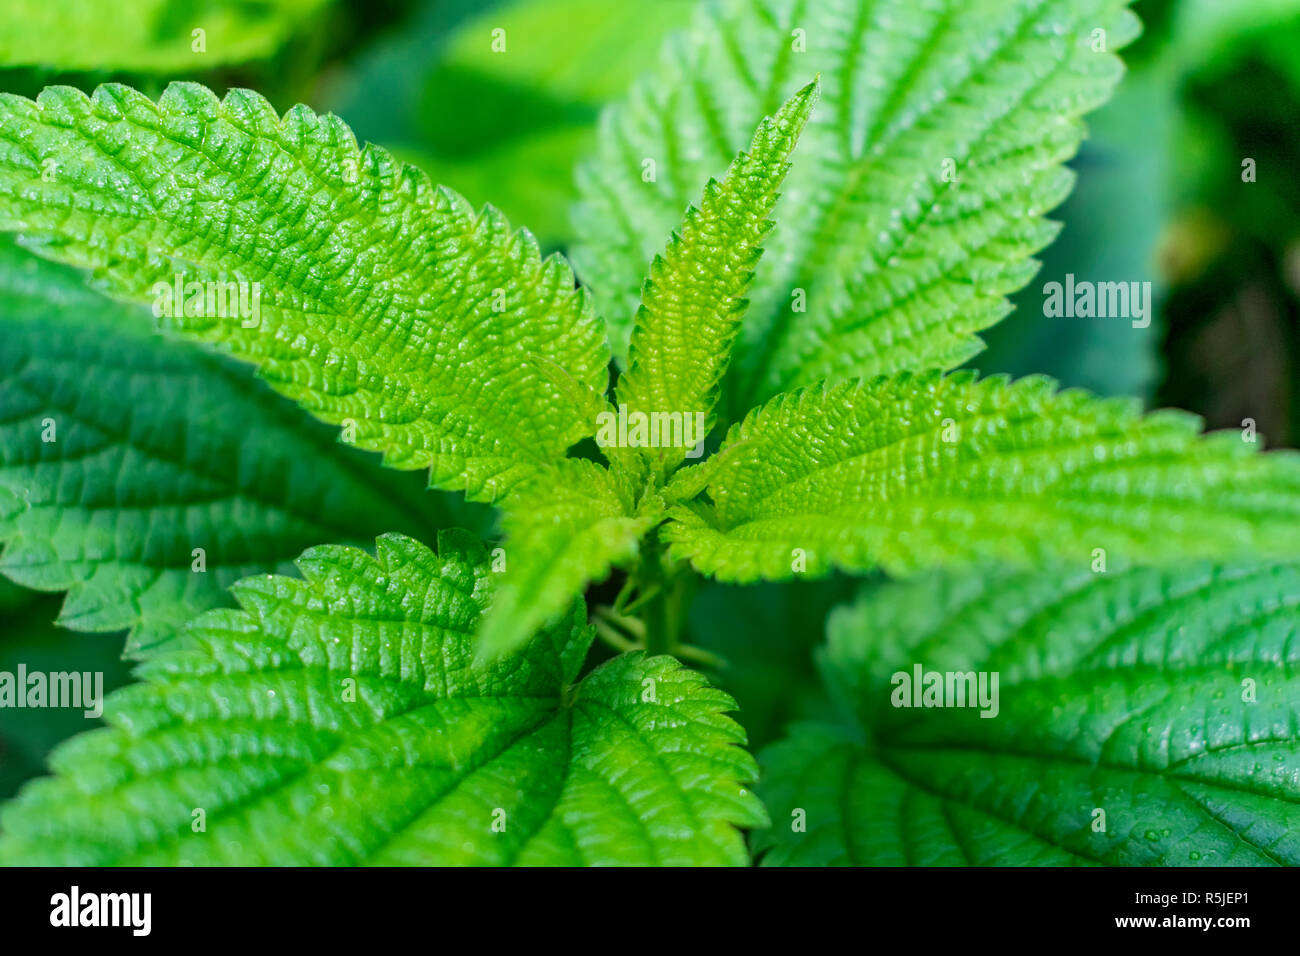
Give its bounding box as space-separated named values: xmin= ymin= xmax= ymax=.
xmin=758 ymin=562 xmax=1300 ymax=865
xmin=0 ymin=0 xmax=332 ymax=71
xmin=615 ymin=79 xmax=818 ymax=474
xmin=0 ymin=82 xmax=611 ymax=503
xmin=0 ymin=237 xmax=478 ymax=656
xmin=574 ymin=0 xmax=1140 ymax=414
xmin=475 ymin=459 xmax=661 ymax=660
xmin=662 ymin=372 xmax=1300 ymax=581
xmin=0 ymin=531 xmax=766 ymax=865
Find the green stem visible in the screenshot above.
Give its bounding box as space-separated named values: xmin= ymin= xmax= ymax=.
xmin=593 ymin=618 xmax=639 ymax=654
xmin=674 ymin=643 xmax=728 ymax=669
xmin=640 ymin=536 xmax=676 ymax=656
xmin=594 ymin=605 xmax=646 ymax=639
xmin=643 ymin=585 xmax=672 ymax=656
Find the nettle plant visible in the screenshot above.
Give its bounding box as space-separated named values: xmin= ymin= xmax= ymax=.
xmin=1 ymin=0 xmax=1300 ymax=866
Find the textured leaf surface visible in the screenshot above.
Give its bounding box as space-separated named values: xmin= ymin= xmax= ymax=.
xmin=476 ymin=460 xmax=661 ymax=660
xmin=616 ymin=80 xmax=816 ymax=473
xmin=0 ymin=238 xmax=476 ymax=655
xmin=574 ymin=0 xmax=1139 ymax=414
xmin=0 ymin=532 xmax=765 ymax=865
xmin=0 ymin=82 xmax=610 ymax=503
xmin=663 ymin=372 xmax=1300 ymax=581
xmin=0 ymin=0 xmax=331 ymax=71
xmin=758 ymin=562 xmax=1300 ymax=865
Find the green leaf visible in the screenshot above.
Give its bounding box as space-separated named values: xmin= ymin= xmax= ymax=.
xmin=475 ymin=460 xmax=661 ymax=660
xmin=1171 ymin=0 xmax=1300 ymax=90
xmin=662 ymin=372 xmax=1300 ymax=582
xmin=0 ymin=237 xmax=481 ymax=655
xmin=0 ymin=82 xmax=611 ymax=503
xmin=573 ymin=0 xmax=1140 ymax=415
xmin=0 ymin=531 xmax=766 ymax=865
xmin=616 ymin=79 xmax=817 ymax=474
xmin=434 ymin=0 xmax=695 ymax=107
xmin=757 ymin=562 xmax=1300 ymax=866
xmin=0 ymin=0 xmax=332 ymax=71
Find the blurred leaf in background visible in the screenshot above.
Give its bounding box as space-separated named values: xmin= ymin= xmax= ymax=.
xmin=0 ymin=0 xmax=417 ymax=115
xmin=0 ymin=0 xmax=334 ymax=72
xmin=0 ymin=589 xmax=133 ymax=800
xmin=1156 ymin=0 xmax=1300 ymax=447
xmin=323 ymin=0 xmax=697 ymax=244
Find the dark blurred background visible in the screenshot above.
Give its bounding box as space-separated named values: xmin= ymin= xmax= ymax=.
xmin=0 ymin=0 xmax=1296 ymax=787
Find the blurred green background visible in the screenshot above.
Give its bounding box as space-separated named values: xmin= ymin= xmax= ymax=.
xmin=0 ymin=0 xmax=1297 ymax=796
